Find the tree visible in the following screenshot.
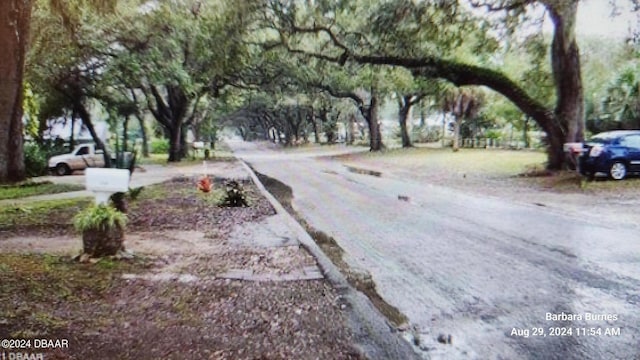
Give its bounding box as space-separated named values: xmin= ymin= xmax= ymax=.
xmin=265 ymin=0 xmax=604 ymax=169
xmin=599 ymin=66 xmax=640 ymax=130
xmin=386 ymin=68 xmax=431 ymax=148
xmin=108 ymin=0 xmax=254 ymax=161
xmin=395 ymin=94 xmax=424 ymax=148
xmin=0 ymin=1 xmax=31 ymax=182
xmin=27 ymin=0 xmax=125 ymax=167
xmin=308 ymin=61 xmax=385 ymax=151
xmin=441 ymin=88 xmax=485 ymax=151
xmin=1 ymin=0 xmax=119 ymax=183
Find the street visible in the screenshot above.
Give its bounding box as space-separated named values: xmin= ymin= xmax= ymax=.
xmin=230 ymin=141 xmax=640 ymax=360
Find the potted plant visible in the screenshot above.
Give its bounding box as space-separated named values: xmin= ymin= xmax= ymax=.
xmin=73 ymin=203 xmax=127 ymax=258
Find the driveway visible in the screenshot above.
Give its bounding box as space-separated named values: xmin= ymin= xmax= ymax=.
xmin=230 ymin=140 xmax=640 ymax=360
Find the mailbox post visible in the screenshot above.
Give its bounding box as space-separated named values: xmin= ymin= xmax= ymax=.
xmin=563 ymin=142 xmax=585 ymax=173
xmin=85 ymin=168 xmax=130 ymax=204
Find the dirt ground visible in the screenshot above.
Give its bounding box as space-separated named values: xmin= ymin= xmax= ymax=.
xmin=0 ymin=177 xmax=362 ymax=359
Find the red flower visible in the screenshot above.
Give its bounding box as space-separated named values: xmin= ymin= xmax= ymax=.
xmin=197 ymin=176 xmax=212 ymax=193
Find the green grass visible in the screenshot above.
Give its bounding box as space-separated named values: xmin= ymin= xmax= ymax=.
xmin=346 ymin=147 xmax=547 ymax=177
xmin=0 ymin=198 xmax=92 ymax=227
xmin=584 ymin=177 xmax=640 ymax=190
xmin=347 ymin=146 xmax=640 ymax=194
xmin=538 ymin=172 xmax=640 ymax=193
xmin=138 ymin=151 xmax=236 ymax=166
xmin=137 ymin=153 xmax=171 ymax=166
xmin=0 ymin=182 xmax=84 ymax=201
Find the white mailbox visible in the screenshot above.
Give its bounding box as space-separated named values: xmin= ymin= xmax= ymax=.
xmin=85 ymin=168 xmax=130 ymax=204
xmin=563 ymin=142 xmax=585 ymax=154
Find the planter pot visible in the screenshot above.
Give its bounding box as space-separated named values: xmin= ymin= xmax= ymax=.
xmin=82 ymin=225 xmax=125 ymax=257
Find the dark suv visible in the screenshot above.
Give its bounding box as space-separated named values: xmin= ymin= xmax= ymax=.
xmin=579 ymin=130 xmax=640 ymax=180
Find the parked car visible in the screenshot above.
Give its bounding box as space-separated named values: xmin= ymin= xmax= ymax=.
xmin=48 ymin=143 xmax=109 ymax=176
xmin=579 ymin=130 xmax=640 ymax=180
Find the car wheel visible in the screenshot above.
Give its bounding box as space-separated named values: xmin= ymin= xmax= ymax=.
xmin=609 ymin=161 xmax=627 ymax=180
xmin=55 ymin=163 xmax=70 ymax=176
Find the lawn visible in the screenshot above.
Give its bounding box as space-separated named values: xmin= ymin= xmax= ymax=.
xmin=0 ymin=198 xmax=91 ymax=231
xmin=339 ymin=147 xmax=547 ymax=177
xmin=138 ymin=145 xmax=236 ymax=166
xmin=335 ymin=146 xmax=640 ymax=196
xmin=0 ymin=182 xmax=84 ymax=201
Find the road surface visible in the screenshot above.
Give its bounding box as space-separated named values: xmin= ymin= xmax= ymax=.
xmin=230 ymin=141 xmax=640 ymax=360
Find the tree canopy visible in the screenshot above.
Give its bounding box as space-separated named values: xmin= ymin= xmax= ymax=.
xmin=2 ymin=0 xmax=639 ymax=182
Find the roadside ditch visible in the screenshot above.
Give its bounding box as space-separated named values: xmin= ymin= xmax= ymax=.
xmin=253 ymin=171 xmax=409 ymax=328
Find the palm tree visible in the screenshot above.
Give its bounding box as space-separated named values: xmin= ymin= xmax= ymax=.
xmin=601 ymin=66 xmax=640 ymax=130
xmin=440 ymin=88 xmax=485 ymax=151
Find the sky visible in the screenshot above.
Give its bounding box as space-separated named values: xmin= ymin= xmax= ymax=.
xmin=576 ymin=0 xmax=638 ymax=38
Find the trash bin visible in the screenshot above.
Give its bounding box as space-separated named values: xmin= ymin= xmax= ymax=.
xmin=114 ymin=152 xmax=134 ymax=169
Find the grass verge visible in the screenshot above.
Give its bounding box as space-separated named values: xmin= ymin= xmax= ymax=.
xmin=138 ymin=150 xmax=236 ymax=167
xmin=0 ymin=198 xmax=91 ymax=229
xmin=0 ymin=182 xmax=84 ymax=201
xmin=338 ymin=147 xmax=547 ymax=176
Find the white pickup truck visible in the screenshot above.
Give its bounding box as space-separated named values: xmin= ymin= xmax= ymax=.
xmin=48 ymin=143 xmax=109 ymax=176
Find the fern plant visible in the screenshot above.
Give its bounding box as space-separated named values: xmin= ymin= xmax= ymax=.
xmin=73 ymin=204 xmax=127 ymax=257
xmin=73 ymin=204 xmax=127 ymax=232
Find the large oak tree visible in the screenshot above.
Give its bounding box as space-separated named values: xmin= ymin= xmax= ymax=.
xmin=0 ymin=1 xmax=32 ymax=183
xmin=265 ymin=0 xmax=601 ymax=169
xmin=1 ymin=0 xmax=117 ymax=183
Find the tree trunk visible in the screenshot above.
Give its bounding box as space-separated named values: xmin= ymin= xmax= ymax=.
xmin=441 ymin=113 xmax=447 ymax=147
xmin=147 ymin=85 xmax=188 ymax=162
xmin=123 ymin=115 xmax=130 ymax=152
xmin=70 ymin=111 xmax=76 ymax=149
xmin=398 ymin=95 xmax=413 ymax=148
xmin=523 ymin=116 xmax=530 ymax=148
xmin=180 ymin=124 xmax=188 ymax=159
xmin=548 ymin=1 xmax=584 ymax=146
xmin=311 ymin=108 xmax=320 ymax=144
xmin=237 ymin=126 xmax=247 ymax=141
xmin=367 ymin=94 xmax=384 ymax=151
xmin=0 ymin=0 xmax=31 ymax=183
xmin=452 ymin=117 xmax=461 ymax=151
xmin=168 ymin=125 xmax=182 ymax=162
xmin=347 ymin=116 xmax=355 ymax=145
xmin=135 ymin=113 xmax=150 ymax=157
xmin=546 ymin=125 xmax=566 ymax=169
xmin=75 ymin=102 xmax=112 ymax=167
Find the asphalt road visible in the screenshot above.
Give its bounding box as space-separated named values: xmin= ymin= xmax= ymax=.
xmin=230 ymin=141 xmax=640 ymax=360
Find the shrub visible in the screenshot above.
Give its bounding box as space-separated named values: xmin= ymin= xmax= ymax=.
xmin=24 ymin=139 xmax=69 ymax=178
xmin=24 ymin=142 xmax=48 ymax=177
xmin=150 ymin=138 xmax=170 ymax=154
xmin=485 ymin=129 xmax=502 ymax=140
xmin=220 ymin=180 xmax=248 ymax=207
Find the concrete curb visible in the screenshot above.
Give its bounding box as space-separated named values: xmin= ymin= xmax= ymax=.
xmin=239 ymin=160 xmax=421 ymax=360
